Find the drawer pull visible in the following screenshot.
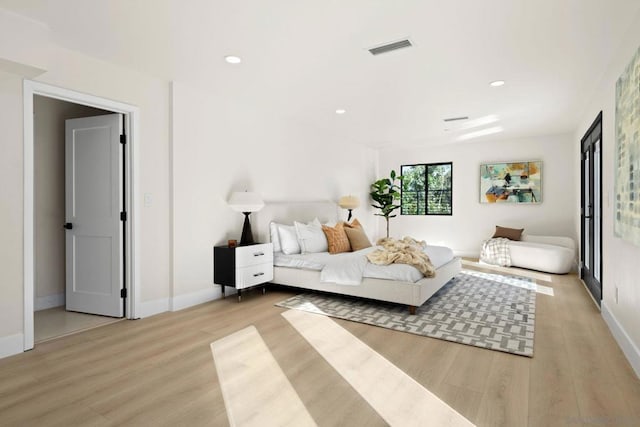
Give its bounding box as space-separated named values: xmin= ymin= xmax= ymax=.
xmin=253 ymin=252 xmax=265 ymax=257
xmin=253 ymin=272 xmax=265 ymax=277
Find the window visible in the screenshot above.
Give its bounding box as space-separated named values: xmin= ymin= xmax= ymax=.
xmin=401 ymin=162 xmax=453 ymax=215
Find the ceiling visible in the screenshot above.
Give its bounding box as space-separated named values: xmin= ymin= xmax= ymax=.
xmin=2 ymin=0 xmax=639 ymax=148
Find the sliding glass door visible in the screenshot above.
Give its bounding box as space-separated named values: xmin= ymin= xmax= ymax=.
xmin=580 ymin=112 xmax=602 ymax=306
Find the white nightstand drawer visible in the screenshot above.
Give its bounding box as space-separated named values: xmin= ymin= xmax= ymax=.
xmin=236 ymin=263 xmax=274 ymax=289
xmin=235 ymin=243 xmax=273 ymax=267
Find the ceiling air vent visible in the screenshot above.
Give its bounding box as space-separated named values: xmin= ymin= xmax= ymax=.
xmin=368 ymin=39 xmax=413 ymax=55
xmin=443 ymin=116 xmax=470 ymax=132
xmin=443 ymin=116 xmax=469 ymax=122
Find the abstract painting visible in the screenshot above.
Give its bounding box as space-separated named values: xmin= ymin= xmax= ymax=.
xmin=480 ymin=161 xmax=542 ymax=204
xmin=615 ymin=45 xmax=640 ymax=247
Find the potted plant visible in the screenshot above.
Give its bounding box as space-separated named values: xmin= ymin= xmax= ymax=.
xmin=370 ymin=170 xmax=402 ymax=238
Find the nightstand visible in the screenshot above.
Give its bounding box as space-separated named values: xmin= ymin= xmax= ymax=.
xmin=213 ymin=242 xmax=274 ymax=301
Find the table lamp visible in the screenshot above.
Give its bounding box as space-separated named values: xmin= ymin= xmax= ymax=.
xmin=228 ymin=191 xmax=264 ymax=245
xmin=338 ymin=195 xmax=359 ymax=222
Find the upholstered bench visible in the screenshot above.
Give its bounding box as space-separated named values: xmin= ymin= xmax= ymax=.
xmin=480 ymin=225 xmax=577 ymax=274
xmin=482 ymin=234 xmax=576 ymax=274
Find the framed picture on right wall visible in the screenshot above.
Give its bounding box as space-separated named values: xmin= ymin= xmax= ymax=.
xmin=480 ymin=161 xmax=542 ymax=204
xmin=615 ymin=45 xmax=640 ymax=247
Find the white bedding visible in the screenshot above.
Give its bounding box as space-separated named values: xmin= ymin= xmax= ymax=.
xmin=274 ymin=245 xmax=454 ymax=285
xmin=257 ymin=202 xmax=461 ymax=311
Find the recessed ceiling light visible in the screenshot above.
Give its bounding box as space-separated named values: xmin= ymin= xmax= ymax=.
xmin=225 ymin=55 xmax=242 ymax=64
xmin=335 ymin=109 xmax=346 ymax=115
xmin=490 ymin=80 xmax=505 ymax=87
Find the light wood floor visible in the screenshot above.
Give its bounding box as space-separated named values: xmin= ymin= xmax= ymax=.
xmin=1 ymin=264 xmax=639 ymax=426
xmin=34 ymin=306 xmax=122 ymax=343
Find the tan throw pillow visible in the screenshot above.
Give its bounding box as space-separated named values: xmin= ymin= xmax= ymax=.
xmin=322 ymin=223 xmax=351 ymax=254
xmin=493 ymin=225 xmax=524 ymax=241
xmin=343 ymin=218 xmax=363 ymax=229
xmin=344 ymin=226 xmax=372 ymax=251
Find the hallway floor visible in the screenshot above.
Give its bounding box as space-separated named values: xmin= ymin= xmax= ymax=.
xmin=34 ymin=306 xmax=122 ymax=343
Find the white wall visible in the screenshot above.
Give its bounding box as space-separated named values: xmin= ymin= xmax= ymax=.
xmin=575 ymin=10 xmax=640 ymax=376
xmin=39 ymin=49 xmax=171 ymax=308
xmin=170 ymin=81 xmax=378 ymax=305
xmin=0 ymin=69 xmax=26 ymax=352
xmin=0 ymin=10 xmax=170 ymax=352
xmin=377 ymin=134 xmax=577 ymax=256
xmin=33 ymin=96 xmax=110 ymax=309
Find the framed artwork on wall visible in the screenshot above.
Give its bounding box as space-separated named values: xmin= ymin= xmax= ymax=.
xmin=480 ymin=161 xmax=542 ymax=204
xmin=615 ymin=45 xmax=640 ymax=247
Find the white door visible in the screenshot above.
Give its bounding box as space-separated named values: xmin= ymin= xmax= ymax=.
xmin=65 ymin=114 xmax=124 ymax=317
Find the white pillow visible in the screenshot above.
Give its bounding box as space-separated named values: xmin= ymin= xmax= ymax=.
xmin=278 ymin=224 xmax=301 ymax=255
xmin=269 ymin=222 xmax=282 ymax=252
xmin=295 ymin=218 xmax=328 ymax=254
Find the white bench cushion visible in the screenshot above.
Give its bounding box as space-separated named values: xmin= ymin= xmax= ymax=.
xmin=509 ymin=235 xmax=576 ymax=274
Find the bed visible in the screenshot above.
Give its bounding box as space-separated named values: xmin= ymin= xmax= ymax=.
xmin=255 ymin=201 xmax=461 ymax=313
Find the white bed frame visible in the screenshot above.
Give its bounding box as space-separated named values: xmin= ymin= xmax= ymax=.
xmin=255 ymin=200 xmax=461 ymax=313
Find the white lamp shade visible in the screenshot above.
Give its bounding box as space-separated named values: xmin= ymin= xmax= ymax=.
xmin=228 ymin=191 xmax=265 ymax=213
xmin=338 ymin=195 xmax=360 ymax=209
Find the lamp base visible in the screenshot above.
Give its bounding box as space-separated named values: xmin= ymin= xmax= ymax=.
xmin=240 ymin=212 xmax=255 ymax=245
xmin=347 ymin=209 xmax=353 ymax=222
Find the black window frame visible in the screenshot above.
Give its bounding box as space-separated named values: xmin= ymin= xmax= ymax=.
xmin=400 ymin=162 xmax=453 ymax=216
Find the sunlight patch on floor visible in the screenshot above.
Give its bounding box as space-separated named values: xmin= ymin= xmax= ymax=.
xmin=462 ymin=262 xmax=555 ymax=296
xmin=532 ymin=284 xmax=554 ymax=296
xmin=462 ymin=258 xmax=554 ymax=283
xmin=210 ymin=326 xmax=317 ymax=427
xmin=282 ymin=309 xmax=475 ymax=427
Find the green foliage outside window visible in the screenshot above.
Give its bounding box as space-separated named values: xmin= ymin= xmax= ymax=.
xmin=401 ymin=163 xmax=452 ymax=215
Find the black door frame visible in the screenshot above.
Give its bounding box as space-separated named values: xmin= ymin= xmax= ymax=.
xmin=580 ymin=111 xmax=603 ymax=306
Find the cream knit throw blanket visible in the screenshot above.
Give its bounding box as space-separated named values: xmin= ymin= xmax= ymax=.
xmin=366 ymin=237 xmax=436 ymax=278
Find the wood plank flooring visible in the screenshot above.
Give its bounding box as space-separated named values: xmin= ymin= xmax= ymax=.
xmin=34 ymin=306 xmax=122 ymax=343
xmin=1 ymin=264 xmax=639 ymax=426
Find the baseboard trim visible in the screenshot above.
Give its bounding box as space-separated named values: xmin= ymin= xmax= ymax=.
xmin=138 ymin=298 xmax=170 ymax=318
xmin=171 ymin=287 xmax=221 ymax=312
xmin=0 ymin=333 xmax=25 ymax=359
xmin=35 ymin=293 xmax=64 ymax=311
xmin=602 ymin=301 xmax=640 ymax=379
xmin=135 ymin=287 xmax=229 ymax=318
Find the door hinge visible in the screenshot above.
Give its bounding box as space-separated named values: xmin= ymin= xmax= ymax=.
xmin=121 ymin=288 xmax=127 ymax=298
xmin=120 ymin=211 xmax=127 ymax=221
xmin=120 ymin=134 xmax=126 ymax=144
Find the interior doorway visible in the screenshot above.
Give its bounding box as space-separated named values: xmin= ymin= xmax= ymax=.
xmin=33 ymin=96 xmax=123 ymax=343
xmin=23 ymin=80 xmax=140 ymax=351
xmin=580 ymin=111 xmax=603 ymax=307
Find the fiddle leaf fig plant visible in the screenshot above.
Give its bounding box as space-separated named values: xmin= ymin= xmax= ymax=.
xmin=370 ymin=169 xmax=403 ymax=238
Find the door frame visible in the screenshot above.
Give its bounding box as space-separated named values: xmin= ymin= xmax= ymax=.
xmin=579 ymin=111 xmax=603 ymax=307
xmin=23 ymin=80 xmax=141 ymax=351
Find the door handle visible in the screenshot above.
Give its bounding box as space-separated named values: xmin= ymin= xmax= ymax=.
xmin=63 ymin=222 xmax=73 ymax=230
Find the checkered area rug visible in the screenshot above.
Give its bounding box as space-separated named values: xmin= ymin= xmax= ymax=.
xmin=276 ymin=269 xmax=536 ymax=357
